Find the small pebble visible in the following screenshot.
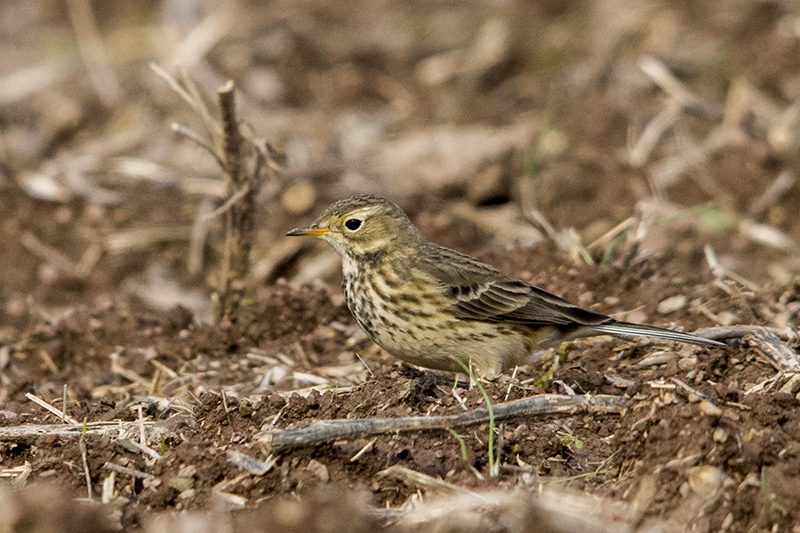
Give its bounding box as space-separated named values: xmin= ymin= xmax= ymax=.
xmin=698 ymin=399 xmax=723 ymax=417
xmin=213 ymin=490 xmax=246 ymax=510
xmin=178 ymin=465 xmax=197 ymax=478
xmin=306 ymin=459 xmax=329 ymax=482
xmin=168 ymin=476 xmax=194 ymax=493
xmin=38 ymin=264 xmax=59 ymax=284
xmin=678 ymin=356 xmax=697 ymax=371
xmin=625 ymin=310 xmax=648 ymax=324
xmin=657 ymin=295 xmax=687 ymax=315
xmin=688 ymin=465 xmax=725 ymax=494
xmin=541 ymin=129 xmax=568 ymax=157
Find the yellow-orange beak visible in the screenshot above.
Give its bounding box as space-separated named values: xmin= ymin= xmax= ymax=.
xmin=285 ymin=224 xmax=331 ymax=237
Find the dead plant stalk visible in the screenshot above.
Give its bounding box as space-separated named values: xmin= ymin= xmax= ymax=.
xmin=152 ymin=65 xmax=268 ymax=323
xmin=217 ymin=82 xmax=259 ymax=322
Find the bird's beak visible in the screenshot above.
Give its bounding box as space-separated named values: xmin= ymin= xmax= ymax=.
xmin=286 ymin=223 xmax=330 ymax=237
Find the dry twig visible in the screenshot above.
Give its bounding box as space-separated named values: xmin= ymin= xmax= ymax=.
xmin=749 ymin=170 xmax=795 ymax=219
xmin=743 ymin=329 xmax=800 ymax=371
xmin=704 ymin=245 xmax=760 ymax=292
xmin=66 ymin=0 xmax=122 ymax=106
xmin=0 ymin=421 xmax=157 ymax=441
xmin=377 ymin=465 xmax=479 ymax=496
xmin=104 ymin=227 xmax=194 ymax=255
xmin=20 ymin=232 xmax=102 ymax=279
xmin=102 ymin=462 xmax=153 ymax=480
xmin=25 ymin=393 xmax=79 ymax=425
xmin=0 ymin=463 xmax=32 ymax=487
xmin=79 ymin=431 xmax=92 ymax=499
xmin=638 ymin=56 xmax=710 ymax=113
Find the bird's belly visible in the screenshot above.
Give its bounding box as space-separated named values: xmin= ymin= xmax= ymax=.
xmin=344 ymin=272 xmax=531 ymax=374
xmin=374 ymin=318 xmax=529 ymax=375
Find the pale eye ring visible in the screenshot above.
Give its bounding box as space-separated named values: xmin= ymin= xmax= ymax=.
xmin=344 ymin=218 xmax=362 ymax=231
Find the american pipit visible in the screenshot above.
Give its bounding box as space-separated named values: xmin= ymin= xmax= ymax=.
xmin=287 ymin=194 xmax=724 ymax=375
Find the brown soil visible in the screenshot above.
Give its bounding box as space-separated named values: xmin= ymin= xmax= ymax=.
xmin=2 ymin=1 xmax=800 ymax=532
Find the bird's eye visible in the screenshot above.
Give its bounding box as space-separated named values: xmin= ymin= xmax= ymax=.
xmin=344 ymin=218 xmax=362 ymax=231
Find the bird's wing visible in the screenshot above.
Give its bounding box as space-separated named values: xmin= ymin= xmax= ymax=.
xmin=449 ymin=278 xmax=610 ymax=326
xmin=420 ymin=245 xmax=609 ymax=326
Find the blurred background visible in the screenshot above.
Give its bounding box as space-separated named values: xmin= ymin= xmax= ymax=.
xmin=3 ymin=2 xmax=800 ymax=529
xmin=2 ymin=0 xmax=800 ymax=326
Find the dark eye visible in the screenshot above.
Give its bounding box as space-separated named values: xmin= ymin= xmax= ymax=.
xmin=344 ymin=218 xmax=362 ymax=231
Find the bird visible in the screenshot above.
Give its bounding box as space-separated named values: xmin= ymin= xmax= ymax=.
xmin=286 ymin=194 xmax=724 ymax=376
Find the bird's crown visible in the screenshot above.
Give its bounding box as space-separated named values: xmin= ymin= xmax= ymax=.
xmin=318 ymin=194 xmax=400 ymax=222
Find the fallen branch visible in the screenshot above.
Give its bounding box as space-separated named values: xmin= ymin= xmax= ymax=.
xmin=259 ymin=394 xmax=625 ymax=452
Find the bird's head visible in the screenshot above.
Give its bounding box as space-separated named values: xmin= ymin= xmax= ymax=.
xmin=286 ymin=194 xmax=421 ymax=258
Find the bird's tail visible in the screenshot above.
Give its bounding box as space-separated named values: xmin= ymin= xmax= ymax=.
xmin=590 ymin=321 xmax=725 ymax=347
